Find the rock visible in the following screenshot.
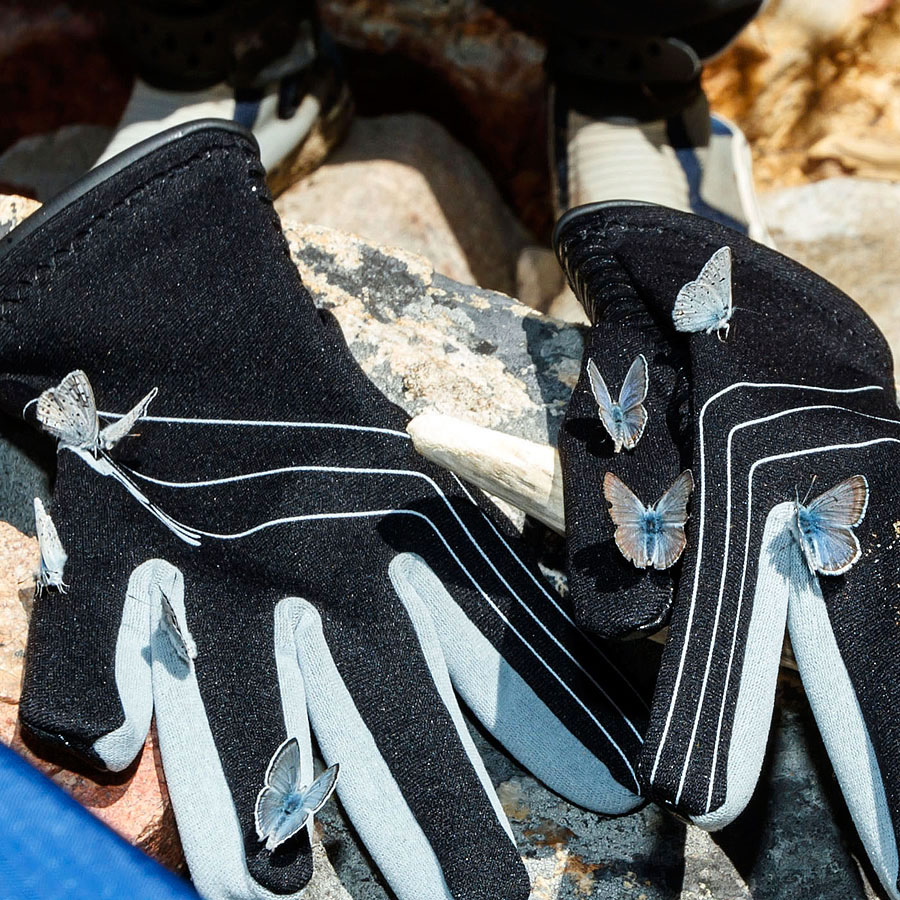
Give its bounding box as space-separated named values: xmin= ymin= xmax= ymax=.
xmin=282 ymin=221 xmax=580 ymax=437
xmin=0 ymin=192 xmax=39 ymax=236
xmin=0 ymin=191 xmax=885 ymax=898
xmin=759 ymin=178 xmax=900 ymax=384
xmin=0 ymin=521 xmax=36 ymax=699
xmin=808 ymin=132 xmax=900 ymax=182
xmin=0 ymin=521 xmax=183 ymax=870
xmin=514 ymin=246 xmax=589 ymax=325
xmin=515 ymin=247 xmax=564 ymax=314
xmin=275 ymin=114 xmax=531 ymax=296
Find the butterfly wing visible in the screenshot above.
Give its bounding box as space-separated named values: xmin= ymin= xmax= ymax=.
xmin=36 ymin=370 xmax=99 ymax=449
xmin=653 ymin=470 xmax=694 ymax=524
xmin=806 ymin=475 xmax=869 ymax=528
xmin=617 ymin=354 xmax=649 ymax=411
xmin=33 ymin=497 xmax=67 ymax=591
xmin=264 ymin=737 xmax=303 ymax=795
xmin=604 ymin=472 xmax=651 ymax=567
xmin=298 ymin=763 xmax=340 ymax=818
xmin=619 ymin=405 xmax=648 ymax=452
xmin=672 ymin=246 xmax=733 ymax=335
xmin=159 ymin=592 xmax=197 ymax=662
xmin=617 ymin=354 xmax=649 ymax=451
xmin=648 ymin=470 xmax=694 ymax=569
xmin=804 ymin=522 xmax=862 ymax=575
xmin=587 ymin=358 xmax=625 ymax=450
xmin=255 ymin=737 xmax=303 ymax=845
xmin=255 ymin=785 xmax=289 ymax=849
xmin=99 ymin=386 xmax=158 ymax=451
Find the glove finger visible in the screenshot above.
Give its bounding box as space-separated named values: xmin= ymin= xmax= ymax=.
xmin=789 ymin=449 xmax=900 ymax=900
xmin=389 ymin=550 xmax=643 ymax=813
xmin=639 ymin=486 xmax=793 ymax=825
xmin=20 ymin=451 xmax=152 ymax=769
xmin=789 ymin=570 xmax=899 ymax=899
xmin=288 ymin=595 xmax=531 ymax=900
xmin=145 ymin=562 xmax=315 ymax=899
xmin=556 ymin=224 xmax=691 ymax=638
xmin=386 ymin=474 xmax=649 ymax=805
xmin=385 ymin=563 xmax=521 ymax=833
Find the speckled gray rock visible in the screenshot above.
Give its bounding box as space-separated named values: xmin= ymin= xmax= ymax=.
xmin=0 ymin=195 xmax=880 ymax=899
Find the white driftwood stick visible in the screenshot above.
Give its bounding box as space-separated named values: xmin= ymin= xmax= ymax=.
xmin=406 ymin=412 xmax=565 ymax=535
xmin=406 ymin=411 xmax=798 ymax=672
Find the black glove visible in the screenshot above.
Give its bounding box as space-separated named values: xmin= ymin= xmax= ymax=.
xmin=555 ymin=200 xmax=900 ymax=900
xmin=0 ymin=123 xmax=648 ymax=900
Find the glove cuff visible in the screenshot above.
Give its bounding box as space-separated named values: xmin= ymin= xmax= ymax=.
xmin=553 ymin=200 xmax=661 ymax=324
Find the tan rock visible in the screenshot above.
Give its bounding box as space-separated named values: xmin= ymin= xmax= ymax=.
xmin=759 ymin=177 xmax=900 ymax=384
xmin=275 ymin=114 xmax=529 ymax=295
xmin=808 ymin=132 xmax=900 ymax=180
xmin=0 ymin=521 xmax=183 ymax=869
xmin=0 ymin=193 xmax=40 ymax=239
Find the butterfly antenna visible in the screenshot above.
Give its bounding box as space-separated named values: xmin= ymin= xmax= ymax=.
xmin=801 ymin=474 xmax=817 ymax=506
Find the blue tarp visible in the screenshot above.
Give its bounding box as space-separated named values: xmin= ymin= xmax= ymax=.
xmin=0 ymin=741 xmax=197 ymax=900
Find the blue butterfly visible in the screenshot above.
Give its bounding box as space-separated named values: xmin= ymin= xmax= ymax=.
xmin=159 ymin=591 xmax=197 ymax=664
xmin=587 ymin=355 xmax=649 ymax=453
xmin=604 ymin=470 xmax=694 ymax=569
xmin=672 ymin=246 xmax=733 ymax=339
xmin=36 ymin=369 xmax=157 ymax=455
xmin=792 ymin=475 xmax=869 ymax=575
xmin=33 ymin=497 xmax=68 ymax=595
xmin=255 ymin=737 xmax=340 ymax=851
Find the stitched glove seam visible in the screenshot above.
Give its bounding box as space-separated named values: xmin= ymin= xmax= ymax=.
xmin=1 ymin=144 xmax=271 ymax=307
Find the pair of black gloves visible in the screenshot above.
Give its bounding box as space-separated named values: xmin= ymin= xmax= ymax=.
xmin=1 ymin=122 xmax=897 ymax=900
